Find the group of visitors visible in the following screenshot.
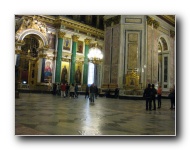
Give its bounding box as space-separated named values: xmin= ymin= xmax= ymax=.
xmin=52 ymin=82 xmax=79 ymax=98
xmin=143 ymin=84 xmax=175 ymax=111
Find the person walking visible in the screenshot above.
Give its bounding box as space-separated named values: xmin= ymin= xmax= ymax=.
xmin=151 ymin=84 xmax=157 ymax=110
xmin=143 ymin=84 xmax=152 ymax=110
xmin=157 ymin=85 xmax=162 ymax=108
xmin=89 ymin=83 xmax=95 ymax=103
xmin=60 ymin=83 xmax=66 ymax=98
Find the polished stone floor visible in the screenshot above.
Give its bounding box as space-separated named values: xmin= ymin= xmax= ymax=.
xmin=15 ymin=93 xmax=175 ymax=136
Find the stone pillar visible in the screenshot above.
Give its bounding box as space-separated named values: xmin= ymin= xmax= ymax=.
xmin=83 ymin=38 xmax=90 ymax=84
xmin=55 ymin=31 xmax=65 ymax=83
xmin=70 ymin=35 xmax=79 ymax=84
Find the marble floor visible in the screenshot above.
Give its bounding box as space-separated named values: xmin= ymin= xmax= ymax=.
xmin=15 ymin=93 xmax=176 ymax=136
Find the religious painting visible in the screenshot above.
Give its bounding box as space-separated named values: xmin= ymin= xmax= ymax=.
xmin=63 ymin=37 xmax=71 ymax=51
xmin=48 ymin=33 xmax=56 ymax=49
xmin=77 ymin=40 xmax=83 ymax=53
xmin=43 ymin=60 xmax=53 ymax=83
xmin=61 ymin=62 xmax=69 ymax=84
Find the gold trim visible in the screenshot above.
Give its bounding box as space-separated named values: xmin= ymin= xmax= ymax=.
xmin=16 ymin=40 xmax=25 ymax=46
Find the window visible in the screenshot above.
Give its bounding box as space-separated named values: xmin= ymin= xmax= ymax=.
xmin=88 ymin=62 xmax=94 ymax=85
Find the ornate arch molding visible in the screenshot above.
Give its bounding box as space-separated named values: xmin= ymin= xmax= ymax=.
xmin=157 ymin=35 xmax=170 ymax=51
xmin=16 ymin=29 xmax=48 ymax=47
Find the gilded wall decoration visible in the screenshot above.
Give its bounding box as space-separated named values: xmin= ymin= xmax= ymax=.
xmin=17 ymin=16 xmax=47 ymax=36
xmin=126 ymin=70 xmax=139 ymax=87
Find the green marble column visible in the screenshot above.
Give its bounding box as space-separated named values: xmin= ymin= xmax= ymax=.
xmin=55 ymin=31 xmax=65 ymax=83
xmin=83 ymin=38 xmax=90 ymax=84
xmin=70 ymin=35 xmax=79 ymax=84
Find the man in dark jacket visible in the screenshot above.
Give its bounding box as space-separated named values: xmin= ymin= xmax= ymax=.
xmin=143 ymin=84 xmax=152 ymax=110
xmin=151 ymin=84 xmax=157 ymax=110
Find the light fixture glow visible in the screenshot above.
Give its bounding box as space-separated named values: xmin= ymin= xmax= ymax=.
xmin=88 ymin=43 xmax=103 ymax=64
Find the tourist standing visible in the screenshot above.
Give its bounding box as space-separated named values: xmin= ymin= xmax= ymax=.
xmin=60 ymin=83 xmax=66 ymax=98
xmin=65 ymin=83 xmax=70 ymax=97
xmin=151 ymin=84 xmax=157 ymax=110
xmin=70 ymin=83 xmax=75 ymax=98
xmin=143 ymin=84 xmax=152 ymax=110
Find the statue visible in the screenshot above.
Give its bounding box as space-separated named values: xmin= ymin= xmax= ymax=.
xmin=61 ymin=65 xmax=67 ymax=83
xmin=75 ymin=66 xmax=81 ymax=84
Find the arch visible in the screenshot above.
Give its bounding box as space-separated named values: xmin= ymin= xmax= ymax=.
xmin=157 ymin=35 xmax=170 ymax=51
xmin=17 ymin=29 xmax=48 ymax=47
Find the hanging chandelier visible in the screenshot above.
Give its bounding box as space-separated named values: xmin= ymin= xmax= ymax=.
xmin=87 ymin=43 xmax=103 ymax=64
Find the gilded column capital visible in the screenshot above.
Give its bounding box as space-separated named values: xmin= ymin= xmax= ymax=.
xmin=153 ymin=20 xmax=159 ymax=29
xmin=72 ymin=35 xmax=79 ymax=42
xmin=84 ymin=38 xmax=91 ymax=45
xmin=147 ymin=16 xmax=154 ymax=26
xmin=147 ymin=16 xmax=160 ymax=29
xmin=58 ymin=31 xmax=66 ymax=39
